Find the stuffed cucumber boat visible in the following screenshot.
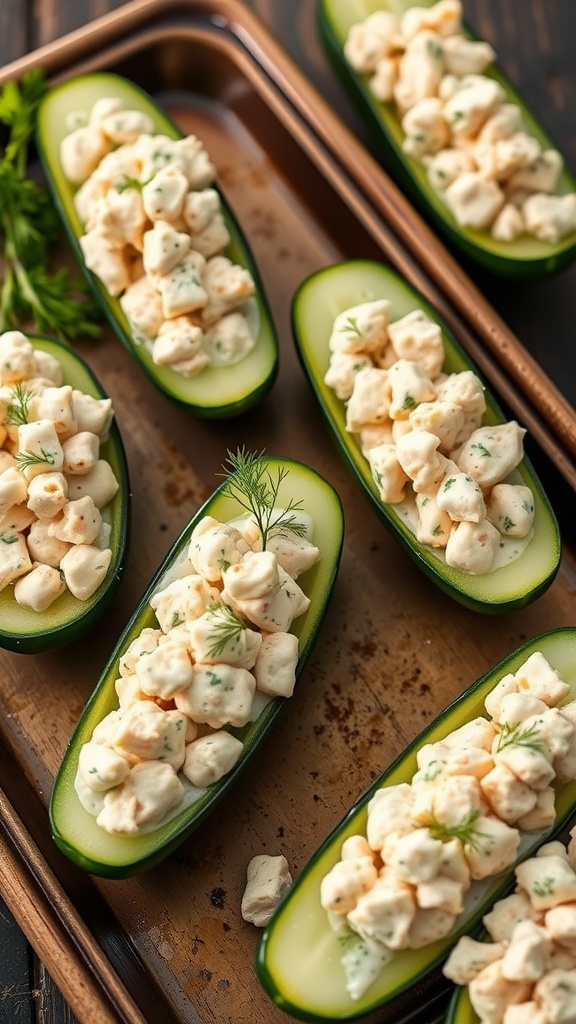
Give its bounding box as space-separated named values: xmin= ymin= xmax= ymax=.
xmin=256 ymin=628 xmax=576 ymax=1022
xmin=292 ymin=259 xmax=560 ymax=612
xmin=0 ymin=333 xmax=129 ymax=654
xmin=318 ymin=0 xmax=576 ymax=278
xmin=36 ymin=72 xmax=278 ymax=416
xmin=50 ymin=453 xmax=344 ymax=877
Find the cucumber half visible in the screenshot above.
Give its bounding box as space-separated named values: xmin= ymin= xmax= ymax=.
xmin=256 ymin=628 xmax=576 ymax=1022
xmin=49 ymin=457 xmax=344 ymax=877
xmin=0 ymin=335 xmax=129 ymax=655
xmin=318 ymin=0 xmax=576 ymax=279
xmin=36 ymin=72 xmax=278 ymax=417
xmin=292 ymin=259 xmax=560 ymax=612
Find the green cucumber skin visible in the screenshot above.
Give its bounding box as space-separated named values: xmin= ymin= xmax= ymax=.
xmin=317 ymin=2 xmax=576 ymax=280
xmin=49 ymin=458 xmax=344 ymax=877
xmin=292 ymin=259 xmax=560 ymax=613
xmin=36 ymin=72 xmax=279 ymax=418
xmin=0 ymin=334 xmax=130 ymax=656
xmin=256 ymin=628 xmax=576 ymax=1022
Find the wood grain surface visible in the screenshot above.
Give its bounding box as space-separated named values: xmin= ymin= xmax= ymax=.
xmin=1 ymin=2 xmax=575 ymax=1023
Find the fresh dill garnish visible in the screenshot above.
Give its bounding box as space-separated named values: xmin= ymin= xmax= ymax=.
xmin=0 ymin=70 xmax=100 ymax=340
xmin=220 ymin=448 xmax=307 ymax=548
xmin=496 ymin=719 xmax=546 ymax=754
xmin=5 ymin=381 xmax=32 ymax=425
xmin=428 ymin=809 xmax=491 ymax=852
xmin=116 ymin=174 xmax=153 ymax=194
xmin=338 ymin=316 xmax=363 ymax=337
xmin=15 ymin=446 xmax=56 ymax=471
xmin=205 ymin=603 xmax=248 ymax=659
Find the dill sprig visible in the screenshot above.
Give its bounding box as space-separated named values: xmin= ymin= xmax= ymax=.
xmin=338 ymin=316 xmax=362 ymax=337
xmin=496 ymin=719 xmax=546 ymax=754
xmin=0 ymin=69 xmax=101 ymax=341
xmin=220 ymin=448 xmax=307 ymax=548
xmin=428 ymin=809 xmax=491 ymax=852
xmin=116 ymin=174 xmax=152 ymax=194
xmin=15 ymin=446 xmax=56 ymax=471
xmin=205 ymin=603 xmax=248 ymax=659
xmin=5 ymin=382 xmax=32 ymax=425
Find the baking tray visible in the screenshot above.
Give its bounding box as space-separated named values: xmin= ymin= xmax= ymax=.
xmin=1 ymin=2 xmax=576 ymax=1022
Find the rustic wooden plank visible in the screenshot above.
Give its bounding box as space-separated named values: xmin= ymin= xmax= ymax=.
xmin=30 ymin=0 xmax=127 ymax=50
xmin=0 ymin=898 xmax=34 ymax=1024
xmin=0 ymin=0 xmax=29 ymax=66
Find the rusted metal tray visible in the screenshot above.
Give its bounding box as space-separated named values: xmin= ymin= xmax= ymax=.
xmin=1 ymin=2 xmax=576 ymax=1022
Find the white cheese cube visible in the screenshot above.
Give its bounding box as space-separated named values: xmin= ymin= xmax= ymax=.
xmin=17 ymin=419 xmax=64 ymax=481
xmin=516 ymin=854 xmax=576 ymax=911
xmin=79 ymin=229 xmax=131 ymax=296
xmin=135 ymin=639 xmax=194 ymax=699
xmin=394 ymin=30 xmax=444 ymax=113
xmin=182 ymin=188 xmax=230 ymax=257
xmin=386 ymin=828 xmax=444 ymax=884
xmin=346 ymin=367 xmax=391 ymax=432
xmin=29 ymin=385 xmax=77 ymax=438
xmin=59 ymin=543 xmax=112 ymax=600
xmin=253 ymin=632 xmax=299 ymax=698
xmin=445 ymin=518 xmax=500 ymax=574
xmin=49 ymin=495 xmax=101 ymax=545
xmin=388 ymin=310 xmax=445 ymax=377
xmin=437 ymin=469 xmax=486 ymax=521
xmin=60 ymin=126 xmax=109 ymax=185
xmin=65 ymin=459 xmax=119 ymax=509
xmin=142 ymin=220 xmax=191 ymax=276
xmin=101 ymin=108 xmax=154 ymax=144
xmin=150 ymin=574 xmax=219 ymax=632
xmin=0 ymin=466 xmax=27 ymax=513
xmin=89 ymin=187 xmax=147 ymax=250
xmin=477 ymin=104 xmax=523 ymax=145
xmin=170 ymin=135 xmax=216 ymax=189
xmin=402 ymin=97 xmax=450 ymax=158
xmin=61 ymin=432 xmax=100 ymax=476
xmin=0 ymin=531 xmax=32 ymax=589
xmin=152 ymin=317 xmax=208 ymax=374
xmin=468 ymin=961 xmax=532 ymax=1024
xmin=367 ymin=443 xmax=409 ymax=503
xmin=320 ymin=856 xmax=378 ymax=915
xmin=516 ymin=788 xmax=556 ymax=832
xmin=183 ymin=730 xmax=243 ymax=788
xmin=175 ymin=662 xmax=255 ymax=728
xmin=544 ymin=904 xmax=576 ymax=951
xmin=443 ymin=74 xmax=505 ymax=138
xmin=203 ymin=311 xmax=256 ymax=367
xmin=513 ymin=652 xmax=570 ymax=707
xmin=464 ymin=815 xmax=520 ymax=880
xmin=443 ymin=34 xmax=495 ymax=76
xmin=523 ymin=192 xmax=576 ymax=244
xmin=366 ymin=784 xmax=414 ymax=851
xmin=120 ymin=274 xmax=165 ymax=340
xmin=97 ymin=760 xmax=184 ymax=834
xmin=491 ymin=203 xmax=525 ymax=242
xmin=480 ymin=763 xmax=537 ymax=824
xmin=409 ymin=400 xmax=464 ymax=453
xmin=483 ymin=891 xmax=541 ymax=943
xmin=426 ymin=147 xmax=476 ymax=190
xmin=444 ymin=172 xmax=505 ymax=230
xmin=78 ymin=741 xmax=130 ymax=792
xmin=142 ymin=165 xmax=189 ymax=222
xmin=157 ymin=252 xmax=208 ymax=319
xmin=198 ymin=256 xmax=255 ymax=325
xmin=457 ymin=422 xmax=526 ymax=489
xmin=26 ymin=471 xmax=68 ymax=519
xmin=389 ymin=359 xmax=436 ymax=419
xmin=347 ymin=875 xmax=416 ymax=950
xmin=508 ymin=149 xmax=563 ymax=195
xmin=329 ymin=300 xmax=391 ymax=356
xmin=324 ymin=351 xmax=372 ymax=401
xmin=401 ymin=0 xmax=462 ymax=40
xmin=0 ymin=331 xmax=35 ymax=383
xmin=370 ymin=57 xmax=399 ymax=102
xmin=188 ymin=516 xmax=248 ymax=582
xmin=188 ymin=606 xmax=262 ymax=670
xmin=443 ymin=936 xmax=506 ymax=985
xmin=344 ymin=11 xmax=401 ymax=73
xmin=534 ymin=970 xmax=576 ymax=1024
xmin=72 ymin=391 xmax=113 ymax=439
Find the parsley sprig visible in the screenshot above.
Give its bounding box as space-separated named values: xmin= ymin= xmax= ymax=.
xmin=221 ymin=448 xmax=307 ymax=549
xmin=0 ymin=69 xmax=100 ymax=340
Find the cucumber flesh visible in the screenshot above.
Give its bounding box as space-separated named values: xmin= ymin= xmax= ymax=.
xmin=256 ymin=628 xmax=576 ymax=1022
xmin=318 ymin=0 xmax=576 ymax=278
xmin=0 ymin=335 xmax=129 ymax=654
xmin=36 ymin=72 xmax=278 ymax=416
xmin=292 ymin=259 xmax=560 ymax=612
xmin=49 ymin=458 xmax=344 ymax=877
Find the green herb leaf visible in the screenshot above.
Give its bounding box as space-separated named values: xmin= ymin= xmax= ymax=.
xmin=221 ymin=448 xmax=307 ymax=548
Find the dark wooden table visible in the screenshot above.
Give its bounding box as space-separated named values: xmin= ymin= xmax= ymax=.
xmin=1 ymin=1 xmax=575 ymax=1021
